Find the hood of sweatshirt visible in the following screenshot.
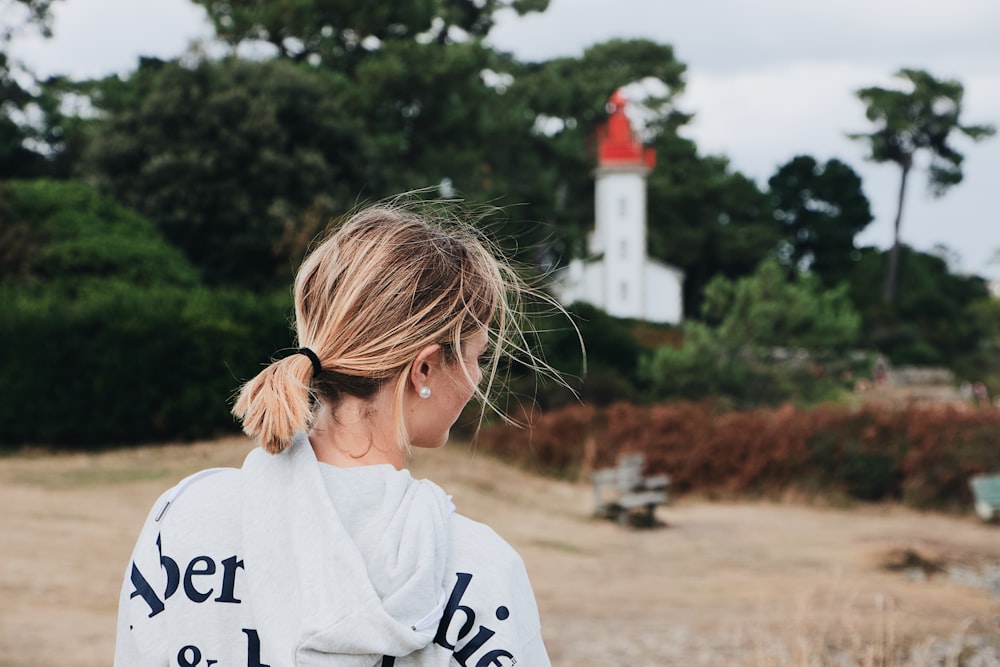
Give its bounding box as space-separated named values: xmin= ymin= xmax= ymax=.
xmin=240 ymin=433 xmax=454 ymax=666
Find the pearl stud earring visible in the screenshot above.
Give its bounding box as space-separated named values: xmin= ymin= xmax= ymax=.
xmin=418 ymin=386 xmax=432 ymax=399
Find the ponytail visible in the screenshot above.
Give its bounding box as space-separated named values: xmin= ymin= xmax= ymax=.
xmin=231 ymin=200 xmax=574 ymax=456
xmin=232 ymin=354 xmax=315 ymax=454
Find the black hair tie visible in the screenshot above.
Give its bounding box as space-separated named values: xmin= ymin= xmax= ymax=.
xmin=296 ymin=347 xmax=323 ymax=379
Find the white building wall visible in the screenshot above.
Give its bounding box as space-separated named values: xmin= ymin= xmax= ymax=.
xmin=584 ymin=261 xmax=606 ymax=310
xmin=555 ymin=257 xmax=683 ymax=325
xmin=594 ymin=166 xmax=648 ymax=320
xmin=643 ymin=262 xmax=684 ymax=324
xmin=556 ymin=259 xmax=607 ymax=310
xmin=552 ymin=130 xmax=685 ymax=324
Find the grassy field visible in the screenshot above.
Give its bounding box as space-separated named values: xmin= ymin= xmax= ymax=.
xmin=1 ymin=436 xmax=998 ymax=666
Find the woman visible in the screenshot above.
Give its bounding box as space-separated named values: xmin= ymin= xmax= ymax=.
xmin=115 ymin=203 xmax=563 ymax=666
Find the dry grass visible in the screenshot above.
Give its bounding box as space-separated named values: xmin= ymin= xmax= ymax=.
xmin=0 ymin=436 xmax=998 ymax=666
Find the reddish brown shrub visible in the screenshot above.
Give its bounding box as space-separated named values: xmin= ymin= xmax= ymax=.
xmin=475 ymin=403 xmax=597 ymax=479
xmin=476 ymin=400 xmax=1000 ymax=509
xmin=899 ymin=404 xmax=1000 ymax=507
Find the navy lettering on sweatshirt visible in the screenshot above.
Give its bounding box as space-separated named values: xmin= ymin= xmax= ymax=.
xmin=129 ymin=533 xmax=244 ymax=618
xmin=131 ymin=543 xmax=518 ymax=666
xmin=432 ymin=573 xmax=516 ymax=666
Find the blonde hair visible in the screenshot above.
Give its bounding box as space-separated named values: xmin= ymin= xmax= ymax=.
xmin=232 ymin=201 xmax=566 ymax=454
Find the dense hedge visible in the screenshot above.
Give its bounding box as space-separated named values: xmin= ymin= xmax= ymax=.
xmin=477 ymin=401 xmax=1000 ymax=510
xmin=0 ymin=179 xmax=296 ymax=447
xmin=0 ymin=282 xmax=292 ymax=447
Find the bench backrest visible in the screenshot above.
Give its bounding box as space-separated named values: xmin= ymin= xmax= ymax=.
xmin=615 ymin=454 xmax=645 ymax=492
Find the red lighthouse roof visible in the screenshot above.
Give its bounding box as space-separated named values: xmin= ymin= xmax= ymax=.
xmin=597 ymin=89 xmax=656 ymax=169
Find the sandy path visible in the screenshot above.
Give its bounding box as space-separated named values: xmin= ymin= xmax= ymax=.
xmin=1 ymin=436 xmax=997 ymax=666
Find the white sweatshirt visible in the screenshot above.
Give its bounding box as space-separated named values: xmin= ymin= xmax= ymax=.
xmin=115 ymin=433 xmax=551 ymax=666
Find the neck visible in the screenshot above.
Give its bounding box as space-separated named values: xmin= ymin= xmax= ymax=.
xmin=307 ymin=393 xmax=406 ymax=469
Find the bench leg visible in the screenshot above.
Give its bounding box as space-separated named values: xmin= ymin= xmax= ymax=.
xmin=616 ymin=508 xmax=628 ymax=526
xmin=644 ymin=503 xmax=656 ymax=527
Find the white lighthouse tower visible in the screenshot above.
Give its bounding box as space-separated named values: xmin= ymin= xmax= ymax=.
xmin=556 ymin=89 xmax=684 ymax=324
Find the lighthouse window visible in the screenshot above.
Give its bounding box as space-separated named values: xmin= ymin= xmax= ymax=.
xmin=619 ymin=197 xmax=627 ymax=217
xmin=620 ymin=240 xmax=627 ymax=258
xmin=620 ymin=282 xmax=628 ymax=301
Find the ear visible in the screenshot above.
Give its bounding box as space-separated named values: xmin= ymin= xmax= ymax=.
xmin=408 ymin=343 xmax=443 ymax=392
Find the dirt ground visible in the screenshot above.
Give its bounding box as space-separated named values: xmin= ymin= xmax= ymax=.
xmin=1 ymin=436 xmax=998 ymax=667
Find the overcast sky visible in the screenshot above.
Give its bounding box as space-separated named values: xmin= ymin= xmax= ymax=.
xmin=10 ymin=0 xmax=1000 ymax=281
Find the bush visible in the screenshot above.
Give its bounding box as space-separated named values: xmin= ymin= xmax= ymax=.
xmin=640 ymin=322 xmax=847 ymax=407
xmin=476 ymin=401 xmax=1000 ymax=510
xmin=0 ymin=179 xmax=200 ymax=289
xmin=0 ymin=282 xmax=292 ymax=447
xmin=477 ymin=403 xmax=597 ymax=480
xmin=0 ymin=179 xmax=295 ymax=447
xmin=515 ymin=301 xmax=643 ymax=409
xmin=640 ymin=260 xmax=860 ymax=407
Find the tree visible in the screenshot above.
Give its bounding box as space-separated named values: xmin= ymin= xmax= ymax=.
xmin=647 ymin=133 xmax=779 ymax=317
xmin=529 ymin=301 xmax=644 ymax=407
xmin=501 ymin=39 xmax=690 ymax=262
xmin=0 ymin=51 xmax=42 ymax=177
xmin=508 ymin=39 xmax=782 ymax=318
xmin=191 ymin=0 xmax=548 ymax=70
xmin=701 ymin=259 xmax=860 ymax=354
xmin=80 ymin=44 xmax=547 ymax=283
xmin=841 ymin=245 xmax=988 ymax=367
xmin=0 ymin=0 xmax=61 ymax=177
xmin=345 ymin=39 xmax=521 ymax=200
xmin=767 ymin=155 xmax=873 ymax=286
xmin=968 ymin=295 xmax=1000 ymax=395
xmin=642 ymin=259 xmax=861 ymax=404
xmin=0 ymin=0 xmax=57 ymax=37
xmin=82 ymin=58 xmax=363 ymax=288
xmin=850 ymin=68 xmax=995 ymax=304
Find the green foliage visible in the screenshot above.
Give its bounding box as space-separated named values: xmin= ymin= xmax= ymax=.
xmin=967 ymin=297 xmax=1000 ymax=394
xmin=82 ymin=57 xmax=361 ymax=288
xmin=501 ymin=39 xmax=690 ymax=260
xmin=642 ymin=260 xmax=860 ymax=405
xmin=76 ymin=36 xmax=707 ymax=285
xmin=0 ymin=0 xmax=70 ymax=177
xmin=647 ymin=133 xmax=779 ymax=317
xmin=0 ymin=282 xmax=291 ymax=447
xmin=347 ymin=40 xmax=514 ymax=199
xmin=12 ymin=4 xmax=999 ymax=453
xmin=851 ymin=69 xmax=996 ymax=193
xmin=191 ymin=0 xmax=548 ymax=69
xmin=850 ymin=68 xmax=996 ymax=303
xmin=0 ymin=179 xmax=199 ymax=288
xmin=639 ymin=321 xmax=744 ymax=400
xmin=843 ymin=246 xmax=989 ymax=367
xmin=529 ymin=302 xmax=643 ymax=406
xmin=703 ymin=259 xmax=860 ymax=352
xmin=805 ymin=425 xmax=901 ymax=502
xmin=1 ymin=0 xmax=59 ymax=37
xmin=62 ymin=33 xmax=783 ymax=309
xmin=0 ymin=51 xmax=41 ymax=178
xmin=512 ymin=38 xmax=686 ymax=122
xmin=767 ymin=155 xmax=873 ymax=285
xmin=0 ymin=179 xmax=292 ymax=448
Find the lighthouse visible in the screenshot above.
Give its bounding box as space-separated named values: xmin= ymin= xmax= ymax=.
xmin=555 ymin=89 xmax=684 ymax=324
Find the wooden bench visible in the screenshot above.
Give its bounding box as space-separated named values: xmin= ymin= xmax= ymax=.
xmin=592 ymin=453 xmax=670 ymax=527
xmin=969 ymin=473 xmax=1000 ymax=522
